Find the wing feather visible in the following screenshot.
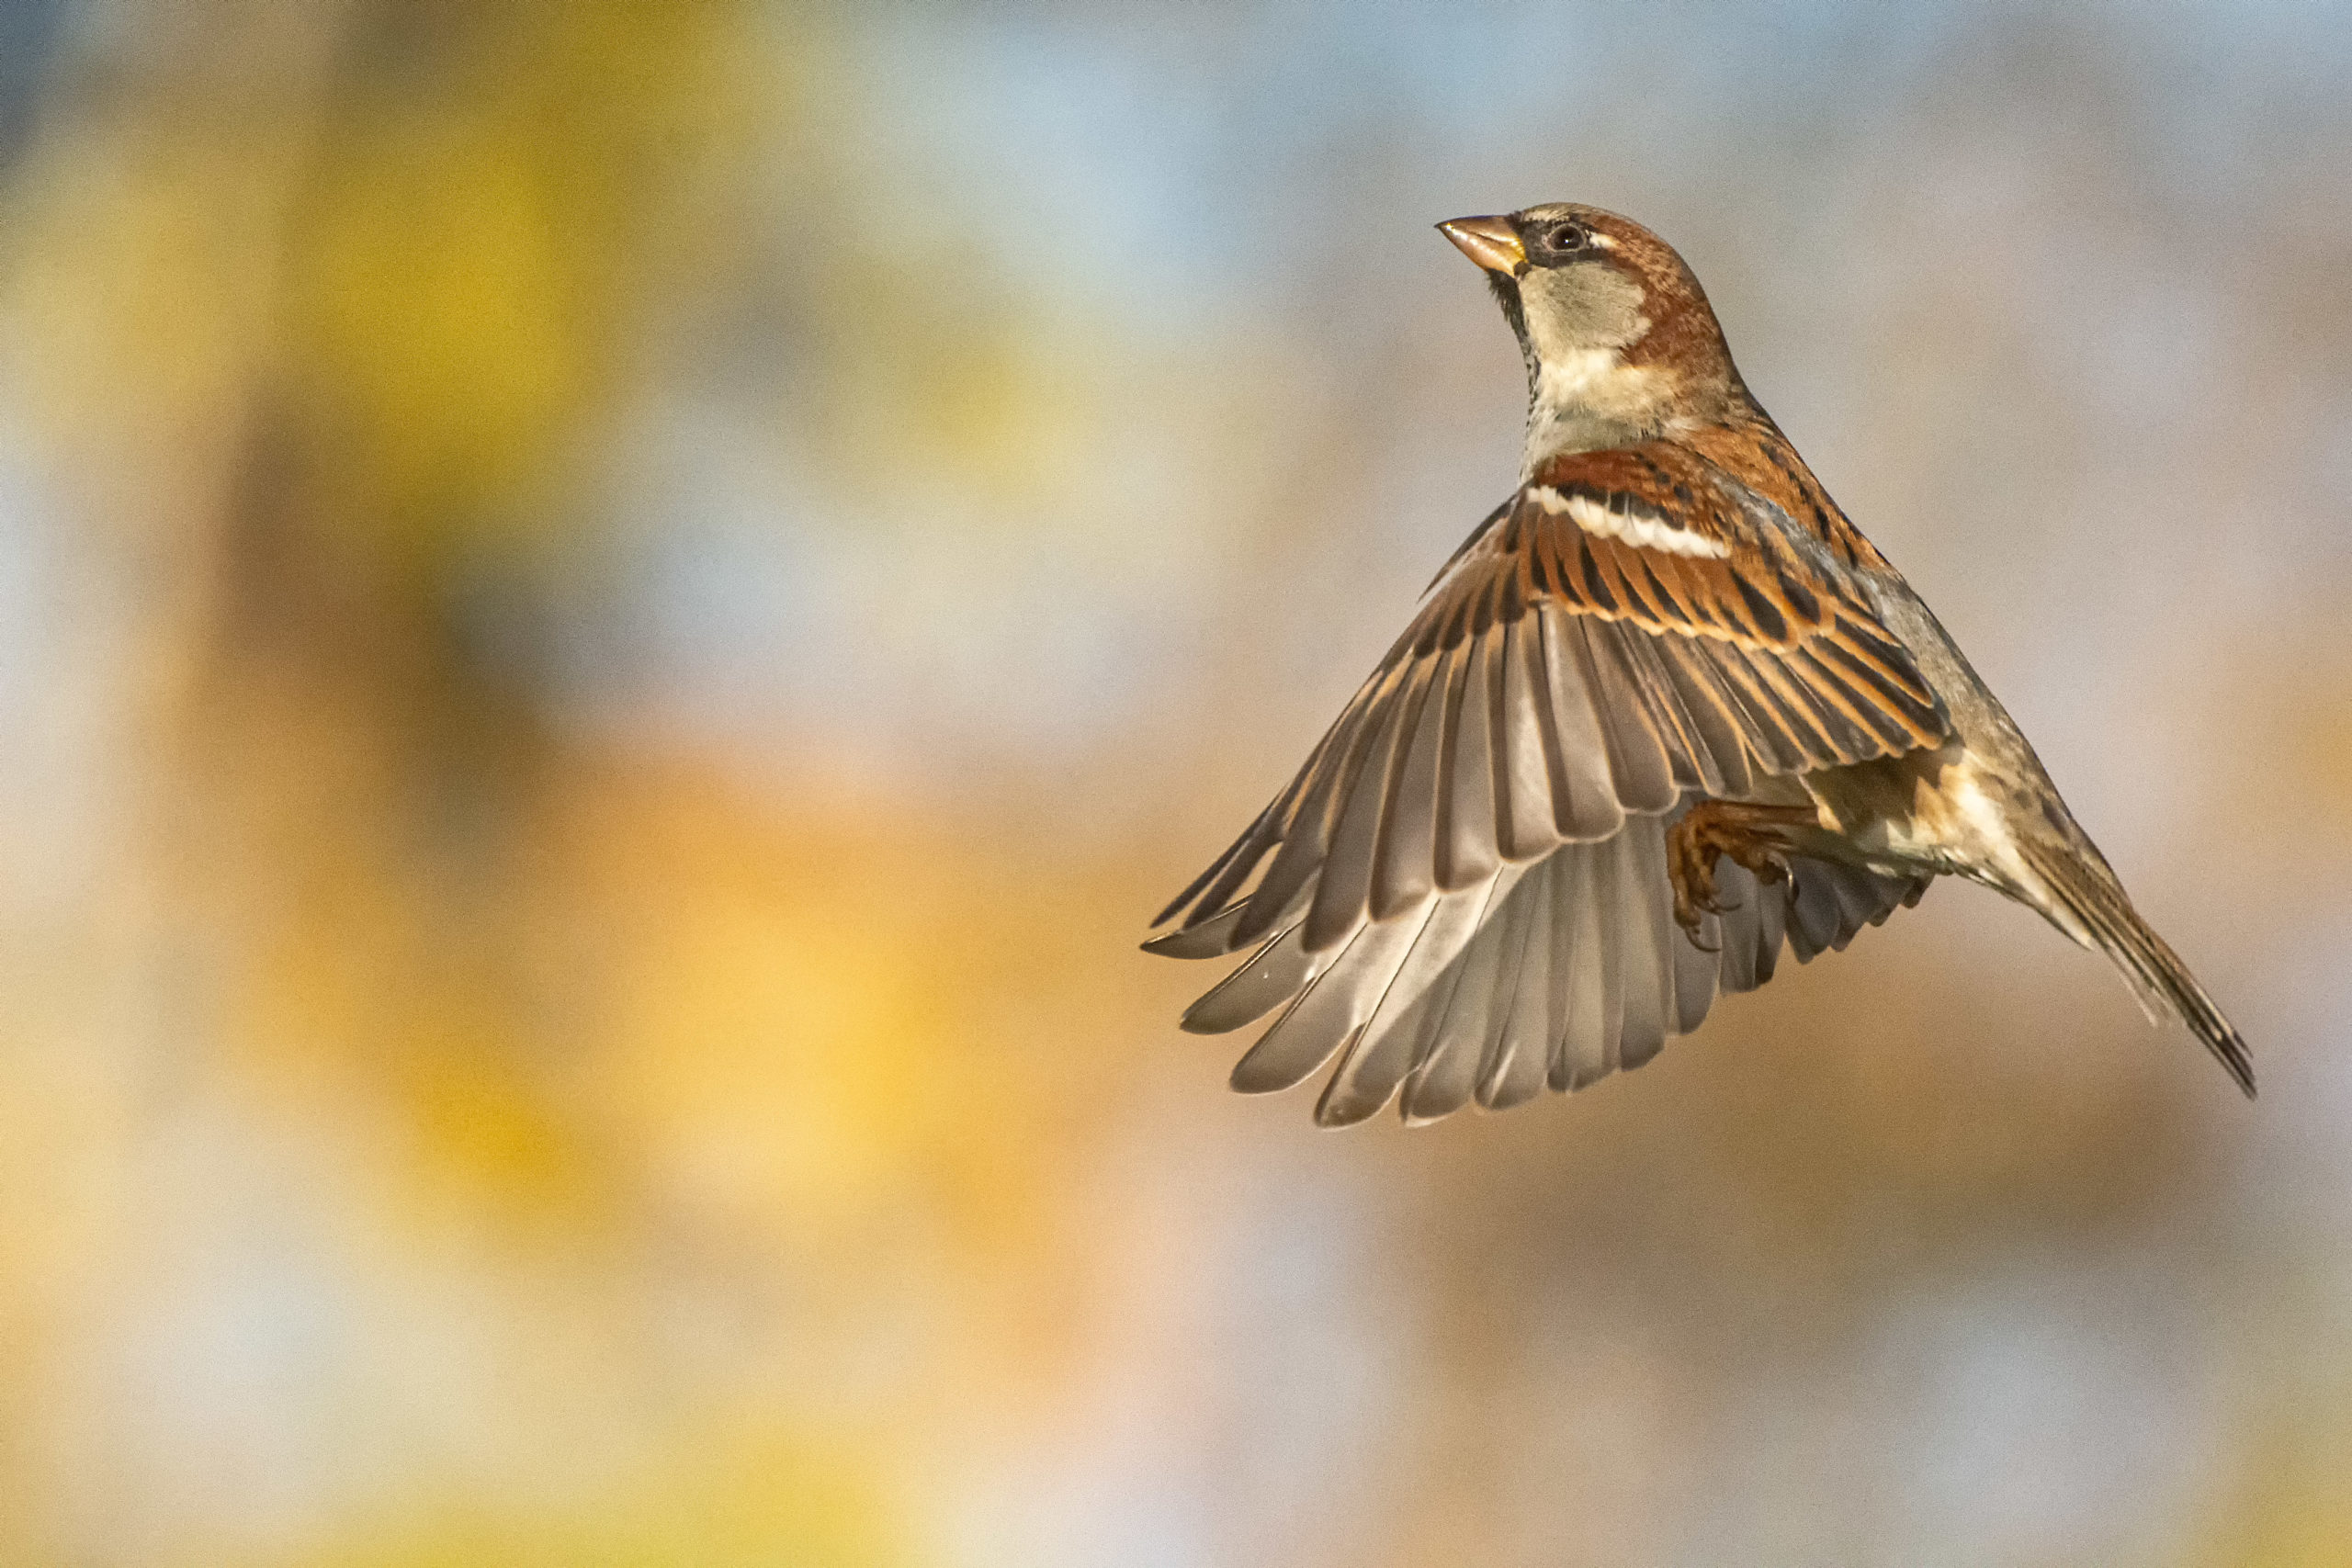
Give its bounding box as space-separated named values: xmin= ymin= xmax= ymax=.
xmin=1369 ymin=648 xmax=1449 ymax=919
xmin=1303 ymin=664 xmax=1418 ymax=952
xmin=1177 ymin=920 xmax=1310 ymax=1033
xmin=1534 ymin=607 xmax=1628 ymax=839
xmin=1494 ymin=616 xmax=1563 ymax=861
xmin=1436 ymin=627 xmax=1502 ymax=890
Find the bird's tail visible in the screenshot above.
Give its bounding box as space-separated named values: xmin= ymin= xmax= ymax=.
xmin=2018 ymin=840 xmax=2254 ymax=1097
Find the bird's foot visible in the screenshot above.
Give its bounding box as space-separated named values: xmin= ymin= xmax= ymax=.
xmin=1668 ymin=800 xmax=1818 ymax=945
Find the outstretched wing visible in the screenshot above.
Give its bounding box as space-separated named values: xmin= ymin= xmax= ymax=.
xmin=1148 ymin=441 xmax=1950 ymax=1123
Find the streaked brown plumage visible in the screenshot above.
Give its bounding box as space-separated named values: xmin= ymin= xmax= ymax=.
xmin=1148 ymin=203 xmax=2251 ymax=1125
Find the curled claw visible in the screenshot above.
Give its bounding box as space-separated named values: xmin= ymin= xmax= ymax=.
xmin=1668 ymin=798 xmax=1815 ymax=949
xmin=1668 ymin=816 xmax=1731 ymax=948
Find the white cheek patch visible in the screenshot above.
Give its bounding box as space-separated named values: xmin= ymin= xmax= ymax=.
xmin=1527 ymin=487 xmax=1730 ymax=559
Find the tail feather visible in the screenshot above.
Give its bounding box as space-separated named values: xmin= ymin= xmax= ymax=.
xmin=2019 ymin=840 xmax=2254 ymax=1098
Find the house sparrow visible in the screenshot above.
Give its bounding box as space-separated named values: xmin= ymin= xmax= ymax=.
xmin=1147 ymin=202 xmax=2251 ymax=1126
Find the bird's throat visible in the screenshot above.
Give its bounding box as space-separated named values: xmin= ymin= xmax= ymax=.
xmin=1521 ymin=348 xmax=1677 ymax=476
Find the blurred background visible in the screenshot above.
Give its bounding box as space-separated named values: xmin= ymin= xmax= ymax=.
xmin=1 ymin=2 xmax=2348 ymax=1563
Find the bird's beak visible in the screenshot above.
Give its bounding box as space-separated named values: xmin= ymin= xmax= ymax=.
xmin=1438 ymin=215 xmax=1526 ymax=276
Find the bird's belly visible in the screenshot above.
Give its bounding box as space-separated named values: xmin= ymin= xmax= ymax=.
xmin=1800 ymin=745 xmax=2033 ymax=890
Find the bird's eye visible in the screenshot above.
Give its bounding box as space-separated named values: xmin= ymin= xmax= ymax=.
xmin=1544 ymin=221 xmax=1589 ymax=254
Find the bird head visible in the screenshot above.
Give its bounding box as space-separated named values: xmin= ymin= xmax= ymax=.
xmin=1439 ymin=204 xmax=1746 ymax=468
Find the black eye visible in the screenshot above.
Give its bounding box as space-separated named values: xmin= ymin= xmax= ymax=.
xmin=1543 ymin=221 xmax=1589 ymax=254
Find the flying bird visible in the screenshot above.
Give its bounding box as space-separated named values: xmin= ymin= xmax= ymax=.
xmin=1147 ymin=202 xmax=2251 ymax=1126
